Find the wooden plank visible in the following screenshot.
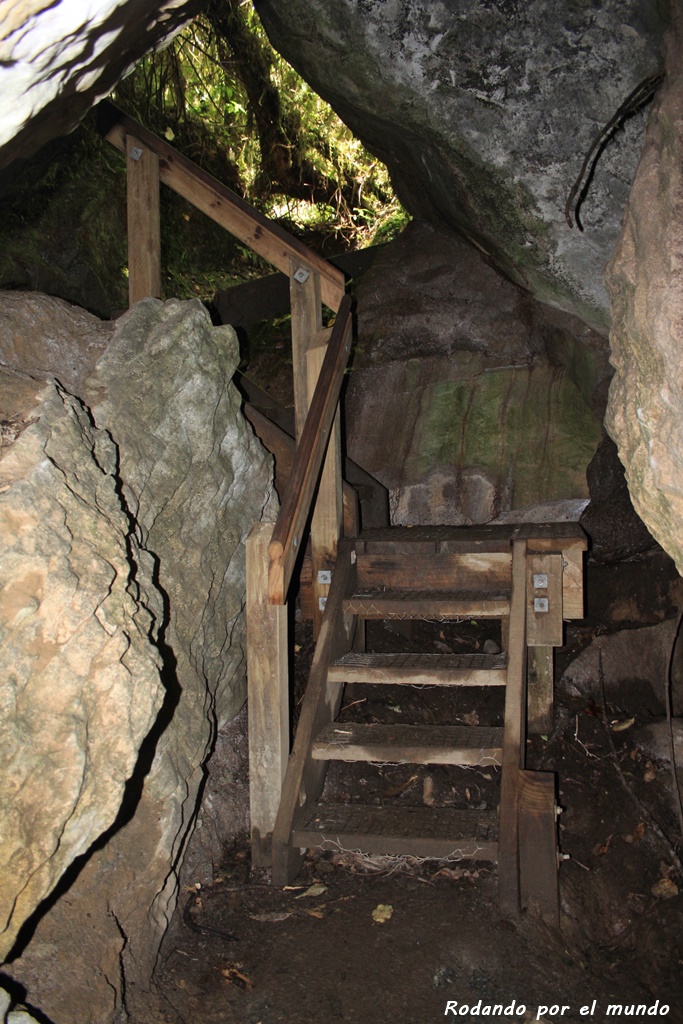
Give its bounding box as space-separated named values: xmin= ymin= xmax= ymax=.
xmin=101 ymin=103 xmax=345 ymax=311
xmin=294 ymin=803 xmax=498 ymax=861
xmin=526 ymin=553 xmax=563 ymax=646
xmin=271 ymin=542 xmax=357 ymax=885
xmin=307 ymin=340 xmax=343 ymax=637
xmin=246 ymin=523 xmax=289 ymax=867
xmin=498 ymin=539 xmax=527 ymax=917
xmin=328 ymin=651 xmax=507 ymax=686
xmin=291 ymin=260 xmax=322 ymax=441
xmin=518 ymin=770 xmax=560 ymax=929
xmin=126 ymin=135 xmax=161 ymax=304
xmin=312 ymin=722 xmax=503 ymax=766
xmin=268 ymin=297 xmax=353 ymax=605
xmin=517 ymin=522 xmax=586 ymax=543
xmin=343 ymin=589 xmax=510 ymax=620
xmin=242 ymin=403 xmax=358 ymax=543
xmin=357 ymin=551 xmax=511 ymax=591
xmin=561 ymin=545 xmax=584 ymax=620
xmin=527 ymin=646 xmax=554 ymax=734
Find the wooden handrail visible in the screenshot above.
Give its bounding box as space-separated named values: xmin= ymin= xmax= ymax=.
xmin=268 ymin=295 xmax=353 ymax=604
xmin=97 ymin=100 xmax=346 ymax=312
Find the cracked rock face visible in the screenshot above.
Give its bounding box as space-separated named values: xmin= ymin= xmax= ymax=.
xmin=0 ymin=377 xmax=165 ymax=962
xmin=256 ymin=0 xmax=668 ymax=331
xmin=0 ymin=293 xmax=274 ymax=1022
xmin=605 ymin=16 xmax=683 ymax=575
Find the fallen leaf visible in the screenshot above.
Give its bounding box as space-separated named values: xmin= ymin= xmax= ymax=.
xmin=423 ymin=775 xmax=435 ymax=807
xmin=295 ymin=883 xmax=327 ymax=899
xmin=220 ymin=962 xmax=254 ymax=989
xmin=383 ymin=774 xmax=418 ymax=798
xmin=461 ymin=711 xmax=479 ymax=727
xmin=465 ymin=787 xmax=471 ymax=802
xmin=644 ymin=762 xmax=656 ymax=783
xmin=249 ymin=912 xmax=292 ymax=923
xmin=303 ymin=907 xmax=325 ymax=919
xmin=611 ymin=717 xmax=636 ymax=733
xmin=652 ymin=877 xmax=679 ymax=900
xmin=633 ymin=823 xmax=645 ymax=844
xmin=593 ymin=834 xmax=613 ymax=857
xmin=294 ymin=644 xmax=301 ymax=653
xmin=372 ymin=904 xmax=393 ymax=923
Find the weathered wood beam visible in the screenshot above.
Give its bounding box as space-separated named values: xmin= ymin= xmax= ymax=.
xmin=126 ymin=135 xmax=161 ymax=304
xmin=246 ymin=523 xmax=289 ymax=867
xmin=101 ymin=101 xmax=345 ymax=311
xmin=268 ymin=295 xmax=353 ymax=605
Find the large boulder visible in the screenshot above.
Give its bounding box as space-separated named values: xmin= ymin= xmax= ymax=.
xmin=0 ymin=0 xmax=204 ymax=169
xmin=256 ymin=0 xmax=668 ymax=331
xmin=0 ymin=294 xmax=274 ymax=1022
xmin=345 ymin=221 xmax=607 ymax=524
xmin=605 ymin=15 xmax=683 ymax=575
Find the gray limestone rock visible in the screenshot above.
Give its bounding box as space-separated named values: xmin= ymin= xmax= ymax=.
xmin=256 ymin=0 xmax=669 ymax=331
xmin=0 ymin=378 xmax=165 ymax=962
xmin=345 ymin=222 xmax=606 ymax=524
xmin=605 ymin=15 xmax=683 ymax=575
xmin=0 ymin=293 xmax=275 ymax=1022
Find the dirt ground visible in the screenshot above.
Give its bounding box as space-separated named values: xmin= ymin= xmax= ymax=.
xmin=154 ymin=559 xmax=683 ymax=1024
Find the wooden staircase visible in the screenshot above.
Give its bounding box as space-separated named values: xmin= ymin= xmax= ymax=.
xmin=268 ymin=525 xmax=586 ymax=926
xmin=97 ymin=100 xmax=584 ymax=925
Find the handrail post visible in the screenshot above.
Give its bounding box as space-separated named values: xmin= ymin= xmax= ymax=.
xmin=125 ymin=134 xmax=161 ymax=305
xmin=246 ymin=522 xmax=289 ymax=867
xmin=307 ymin=337 xmax=344 ymax=636
xmin=289 ymin=257 xmax=322 ymax=440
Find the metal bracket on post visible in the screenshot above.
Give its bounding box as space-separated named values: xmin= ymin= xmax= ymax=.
xmin=128 ymin=145 xmax=144 ymax=162
xmin=293 ymin=265 xmax=311 ymax=284
xmin=317 ymin=570 xmax=332 ymax=585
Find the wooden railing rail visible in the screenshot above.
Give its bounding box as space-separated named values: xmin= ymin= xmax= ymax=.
xmin=97 ymin=100 xmax=346 ymax=312
xmin=268 ymin=295 xmax=353 ymax=605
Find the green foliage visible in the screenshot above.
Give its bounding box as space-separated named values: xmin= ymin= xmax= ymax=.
xmin=0 ymin=2 xmax=407 ymax=316
xmin=114 ymin=2 xmax=408 ymax=250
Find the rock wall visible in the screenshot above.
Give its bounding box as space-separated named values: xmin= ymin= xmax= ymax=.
xmin=605 ymin=13 xmax=683 ymax=575
xmin=0 ymin=0 xmax=204 ymax=169
xmin=0 ymin=294 xmax=274 ymax=1022
xmin=256 ymin=0 xmax=668 ymax=332
xmin=346 ymin=221 xmax=608 ymax=524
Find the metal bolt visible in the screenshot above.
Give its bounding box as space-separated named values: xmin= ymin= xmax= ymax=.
xmin=318 ymin=597 xmax=327 ymax=612
xmin=533 ymin=573 xmax=548 ymax=589
xmin=317 ymin=570 xmax=332 ymax=584
xmin=129 ymin=146 xmax=144 ymax=162
xmin=534 ymin=597 xmax=549 ymax=613
xmin=293 ymin=266 xmax=310 ymax=284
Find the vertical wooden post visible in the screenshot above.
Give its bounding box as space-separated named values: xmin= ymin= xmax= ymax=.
xmin=306 ymin=340 xmax=344 ymax=637
xmin=126 ymin=135 xmax=161 ymax=305
xmin=289 ymin=258 xmax=322 ymax=441
xmin=527 ymin=647 xmax=554 ymax=734
xmin=246 ymin=522 xmax=289 ymax=867
xmin=498 ymin=539 xmax=527 ymax=917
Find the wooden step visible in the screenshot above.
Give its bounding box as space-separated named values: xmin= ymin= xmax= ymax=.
xmin=343 ymin=588 xmax=510 ymax=620
xmin=312 ymin=722 xmax=503 ymax=765
xmin=328 ymin=651 xmax=507 ymax=686
xmin=293 ymin=802 xmax=499 ymax=860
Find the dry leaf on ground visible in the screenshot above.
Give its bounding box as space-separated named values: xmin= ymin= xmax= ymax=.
xmin=372 ymin=904 xmax=393 ymax=923
xmin=295 ymin=883 xmax=327 ymax=899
